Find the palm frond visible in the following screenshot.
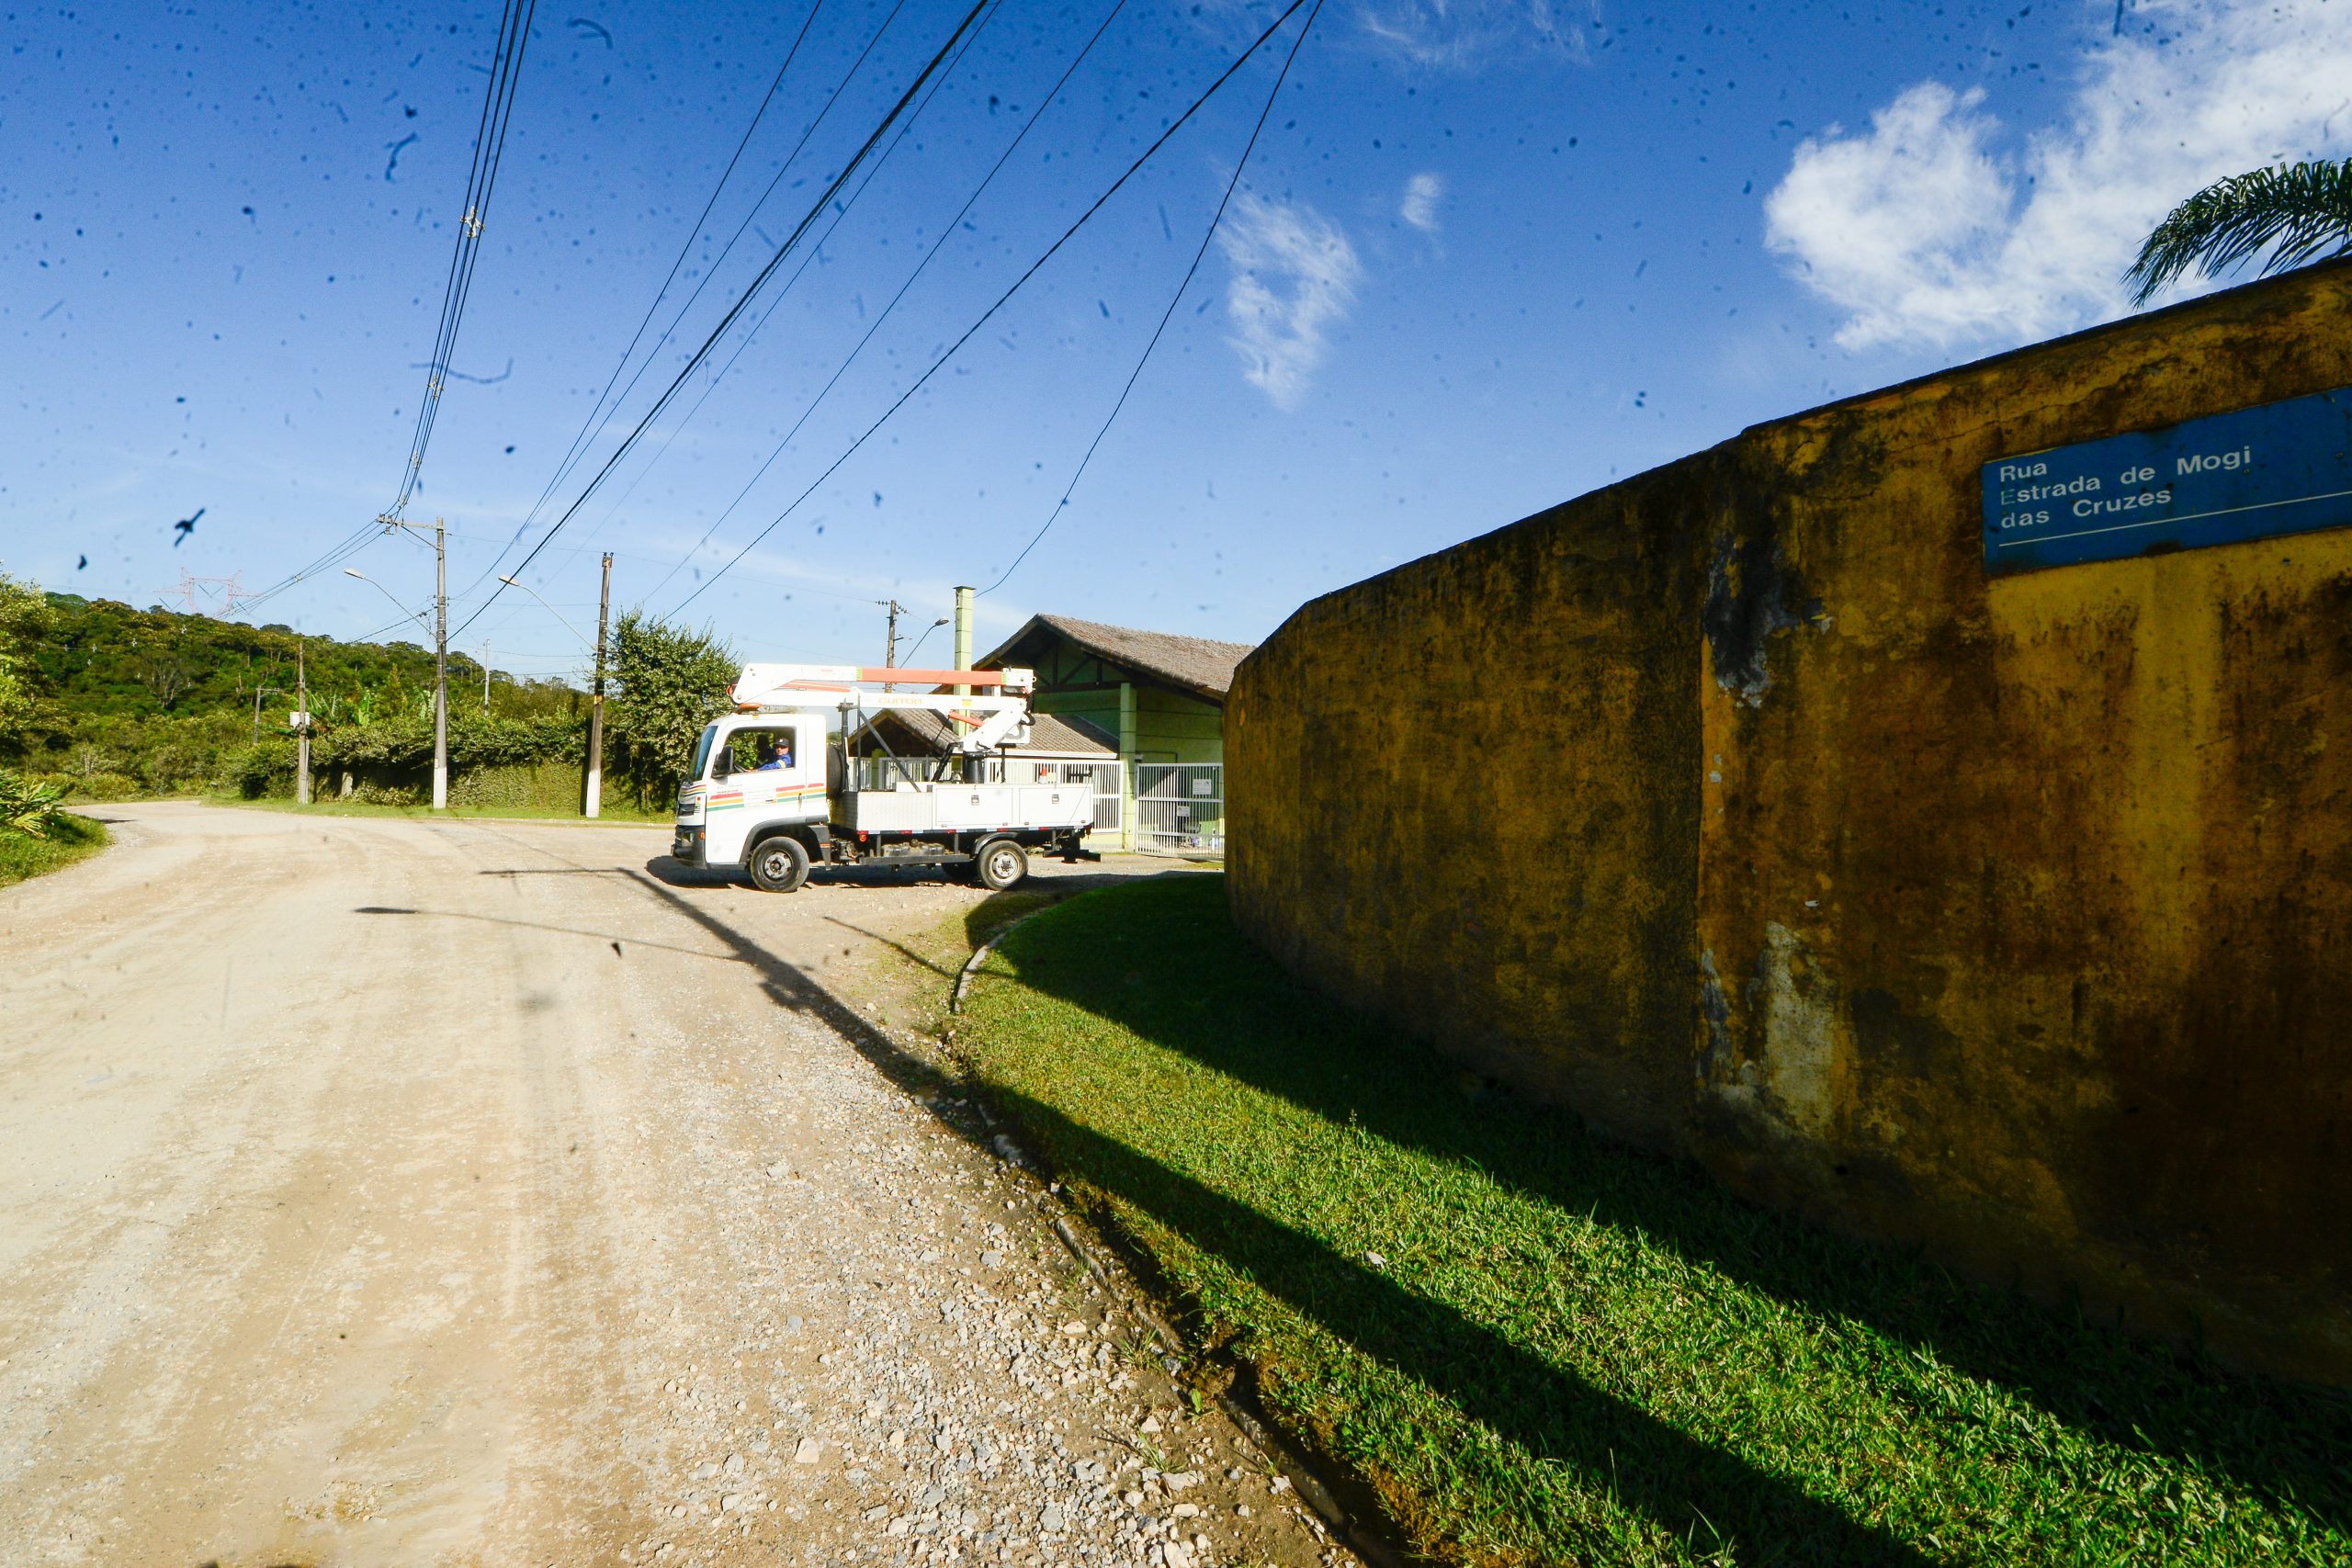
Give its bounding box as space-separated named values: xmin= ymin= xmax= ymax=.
xmin=2122 ymin=158 xmax=2352 ymax=305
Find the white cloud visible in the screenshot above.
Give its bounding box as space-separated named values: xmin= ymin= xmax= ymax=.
xmin=1356 ymin=0 xmax=1591 ymax=71
xmin=1217 ymin=193 xmax=1362 ymax=410
xmin=1765 ymin=0 xmax=2352 ymax=351
xmin=1401 ymin=172 xmax=1445 ymax=232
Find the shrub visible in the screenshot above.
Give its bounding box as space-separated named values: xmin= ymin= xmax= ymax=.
xmin=232 ymin=741 xmax=296 ymax=799
xmin=0 ymin=768 xmax=72 ymax=838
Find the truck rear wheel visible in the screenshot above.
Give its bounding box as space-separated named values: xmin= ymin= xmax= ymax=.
xmin=750 ymin=834 xmax=811 ymax=893
xmin=976 ymin=838 xmax=1029 ymax=891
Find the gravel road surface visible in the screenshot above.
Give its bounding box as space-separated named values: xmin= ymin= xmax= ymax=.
xmin=0 ymin=803 xmax=1358 ymax=1568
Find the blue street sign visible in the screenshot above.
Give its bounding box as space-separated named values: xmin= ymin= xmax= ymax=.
xmin=1983 ymin=385 xmax=2352 ymax=574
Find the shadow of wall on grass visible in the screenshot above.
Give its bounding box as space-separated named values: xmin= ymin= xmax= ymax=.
xmin=613 ymin=862 xmax=1938 ymax=1566
xmin=993 ymin=1088 xmax=1941 ymax=1568
xmin=978 ymin=878 xmax=2352 ymax=1532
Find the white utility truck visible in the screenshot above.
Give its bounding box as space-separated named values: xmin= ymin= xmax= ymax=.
xmin=670 ymin=661 xmax=1096 ymax=893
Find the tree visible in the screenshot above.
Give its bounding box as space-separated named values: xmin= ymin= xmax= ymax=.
xmin=138 ymin=652 xmax=193 ymax=710
xmin=2124 ymin=158 xmax=2352 ymax=305
xmin=607 ymin=610 xmax=737 ymax=799
xmin=0 ymin=569 xmax=51 ymax=750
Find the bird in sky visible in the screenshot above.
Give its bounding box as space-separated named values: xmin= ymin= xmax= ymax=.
xmin=172 ymin=508 xmax=204 ymax=547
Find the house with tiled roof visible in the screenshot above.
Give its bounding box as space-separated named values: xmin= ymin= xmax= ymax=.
xmin=975 ymin=614 xmax=1255 ymax=854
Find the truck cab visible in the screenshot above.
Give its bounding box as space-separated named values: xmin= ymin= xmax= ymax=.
xmin=670 ymin=662 xmax=1095 ymax=894
xmin=672 ymin=712 xmax=826 ymax=880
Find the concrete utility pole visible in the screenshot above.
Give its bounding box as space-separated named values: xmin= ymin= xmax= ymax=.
xmin=432 ymin=516 xmax=448 ymax=810
xmin=587 ymin=552 xmax=611 ymax=819
xmin=879 ymin=599 xmax=904 ymax=691
xmin=497 ymin=563 xmax=605 ymax=817
xmin=296 ymin=639 xmax=311 ymax=806
xmin=953 ymin=584 xmax=974 ymax=696
xmin=481 ymin=639 xmax=492 ymax=715
xmin=364 ymin=515 xmax=449 ymax=807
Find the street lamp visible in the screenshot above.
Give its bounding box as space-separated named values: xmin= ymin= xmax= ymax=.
xmin=901 ymin=616 xmax=952 ymax=667
xmin=496 ymin=575 xmax=590 ymax=647
xmin=344 ymin=567 xmax=429 ymax=631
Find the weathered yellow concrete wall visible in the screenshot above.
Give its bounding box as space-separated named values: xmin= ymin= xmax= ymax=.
xmin=1231 ymin=459 xmax=1714 ymax=1137
xmin=1228 ymin=261 xmax=2352 ymax=1383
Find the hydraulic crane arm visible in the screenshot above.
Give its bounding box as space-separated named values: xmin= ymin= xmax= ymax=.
xmin=730 ymin=663 xmax=1038 ymax=754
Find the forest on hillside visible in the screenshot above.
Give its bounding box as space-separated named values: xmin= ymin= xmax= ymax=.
xmin=6 ymin=589 xmax=588 ymax=799
xmin=0 ymin=571 xmax=739 ymax=814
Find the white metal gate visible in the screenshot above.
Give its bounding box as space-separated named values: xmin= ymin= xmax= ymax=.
xmin=1084 ymin=763 xmax=1122 ymax=833
xmin=1135 ymin=763 xmax=1222 ymax=853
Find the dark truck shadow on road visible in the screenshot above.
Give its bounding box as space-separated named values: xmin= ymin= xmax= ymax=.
xmin=974 ymin=878 xmax=2352 ymax=1543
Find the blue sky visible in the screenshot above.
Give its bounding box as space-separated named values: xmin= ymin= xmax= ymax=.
xmin=6 ymin=0 xmax=2348 ymax=680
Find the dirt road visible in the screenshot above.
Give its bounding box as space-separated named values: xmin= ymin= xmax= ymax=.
xmin=0 ymin=803 xmax=1354 ymax=1568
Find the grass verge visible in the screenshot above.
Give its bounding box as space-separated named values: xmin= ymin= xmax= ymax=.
xmin=956 ymin=874 xmax=2352 ymax=1567
xmin=0 ymin=813 xmax=112 ymax=887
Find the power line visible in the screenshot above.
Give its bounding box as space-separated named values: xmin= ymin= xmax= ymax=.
xmin=423 ymin=525 xmax=888 ymax=604
xmin=392 ymin=0 xmax=537 ymax=519
xmin=484 ymin=0 xmax=831 ymax=585
xmin=461 ymin=0 xmax=911 ymax=601
xmin=569 ymin=0 xmax=1003 ymax=558
xmin=667 ymin=0 xmax=1315 ymax=616
xmin=981 ymin=0 xmax=1327 ymax=595
xmin=641 ymin=0 xmax=1135 ymax=605
xmin=453 ymin=0 xmax=993 ymax=643
xmin=242 ymin=0 xmax=537 ymax=612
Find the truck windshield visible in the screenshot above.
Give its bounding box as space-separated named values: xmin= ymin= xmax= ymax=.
xmin=689 ymin=723 xmax=718 ymax=782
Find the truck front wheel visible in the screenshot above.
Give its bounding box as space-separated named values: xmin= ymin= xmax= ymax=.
xmin=975 ymin=838 xmax=1029 ymax=892
xmin=750 ymin=834 xmax=812 ymax=893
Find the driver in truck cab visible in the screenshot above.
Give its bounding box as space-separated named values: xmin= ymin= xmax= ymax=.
xmin=729 ymin=733 xmax=791 ymax=773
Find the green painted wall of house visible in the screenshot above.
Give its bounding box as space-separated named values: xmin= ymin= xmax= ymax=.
xmin=1029 ymin=682 xmax=1225 ymax=763
xmin=1019 ymin=634 xmax=1229 ymax=852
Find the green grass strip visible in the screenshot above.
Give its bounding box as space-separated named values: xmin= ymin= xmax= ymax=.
xmin=0 ymin=812 xmax=111 ymax=887
xmin=958 ymin=875 xmax=2352 ymax=1567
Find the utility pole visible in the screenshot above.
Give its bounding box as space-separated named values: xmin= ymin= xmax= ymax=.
xmin=880 ymin=598 xmax=904 ymax=691
xmin=296 ymin=638 xmax=311 ymax=806
xmin=586 ymin=551 xmax=612 ymax=819
xmin=374 ymin=513 xmax=450 ymax=807
xmin=433 ymin=516 xmax=448 ymax=810
xmin=482 ymin=639 xmax=492 ymax=715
